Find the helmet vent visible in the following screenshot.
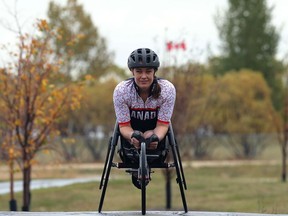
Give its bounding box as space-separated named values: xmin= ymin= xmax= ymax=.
xmin=153 ymin=54 xmax=157 ymax=61
xmin=146 ymin=56 xmax=151 ymax=63
xmin=138 ymin=56 xmax=143 ymax=63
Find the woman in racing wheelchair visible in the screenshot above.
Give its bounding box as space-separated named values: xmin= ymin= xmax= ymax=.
xmin=113 ymin=47 xmax=176 ymax=189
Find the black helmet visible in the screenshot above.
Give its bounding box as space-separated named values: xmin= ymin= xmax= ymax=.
xmin=127 ymin=48 xmax=160 ymax=70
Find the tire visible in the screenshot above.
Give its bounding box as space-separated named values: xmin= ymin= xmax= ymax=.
xmin=140 ymin=142 xmax=147 ymax=215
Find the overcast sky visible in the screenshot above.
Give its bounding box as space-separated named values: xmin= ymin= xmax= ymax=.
xmin=0 ymin=0 xmax=287 ymax=68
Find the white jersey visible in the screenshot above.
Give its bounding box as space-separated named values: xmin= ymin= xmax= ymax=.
xmin=113 ymin=78 xmax=176 ymax=132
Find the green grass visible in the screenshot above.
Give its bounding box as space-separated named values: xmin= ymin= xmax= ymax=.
xmin=0 ymin=164 xmax=288 ymax=214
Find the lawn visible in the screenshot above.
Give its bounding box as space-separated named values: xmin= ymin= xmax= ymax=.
xmin=0 ymin=161 xmax=287 ymax=214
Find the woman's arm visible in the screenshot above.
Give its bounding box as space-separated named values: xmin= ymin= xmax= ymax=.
xmin=119 ymin=124 xmax=134 ymax=141
xmin=152 ymin=122 xmax=169 ymax=141
xmin=144 ymin=122 xmax=169 ymax=149
xmin=120 ymin=123 xmax=143 ymax=149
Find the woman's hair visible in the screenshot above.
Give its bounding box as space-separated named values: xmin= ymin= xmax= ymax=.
xmin=150 ymin=77 xmax=161 ymax=99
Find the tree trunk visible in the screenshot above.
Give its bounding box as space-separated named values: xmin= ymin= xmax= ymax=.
xmin=22 ymin=162 xmax=32 ymax=211
xmin=283 ymin=124 xmax=288 ymax=182
xmin=9 ymin=159 xmax=17 ymax=211
xmin=9 ymin=199 xmax=17 ymax=211
xmin=165 ymin=169 xmax=172 ymax=209
xmin=163 ymin=151 xmax=174 ymax=210
xmin=282 ymin=143 xmax=287 ymax=182
xmin=282 ymin=86 xmax=288 ymax=182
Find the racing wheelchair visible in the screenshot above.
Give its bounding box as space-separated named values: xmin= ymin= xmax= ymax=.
xmin=98 ymin=122 xmax=188 ymax=215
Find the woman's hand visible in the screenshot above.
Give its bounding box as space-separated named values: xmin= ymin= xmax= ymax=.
xmin=144 ymin=130 xmax=159 ymax=150
xmin=130 ymin=130 xmax=160 ymax=150
xmin=130 ymin=137 xmax=140 ymax=149
xmin=130 ymin=130 xmax=143 ymax=149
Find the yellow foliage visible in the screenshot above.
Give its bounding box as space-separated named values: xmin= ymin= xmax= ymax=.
xmin=37 ymin=19 xmax=49 ymax=31
xmin=43 ymin=149 xmax=50 ymax=155
xmin=169 ymin=69 xmax=280 ymax=135
xmin=0 ymin=18 xmax=83 ymax=168
xmin=41 ymin=79 xmax=48 ymax=86
xmin=84 ymin=74 xmax=93 ymax=81
xmin=207 ymin=70 xmax=278 ymax=133
xmin=66 ymin=41 xmax=74 ymax=46
xmin=14 ymin=119 xmax=21 ymax=126
xmin=9 ymin=148 xmax=14 ymax=158
xmin=77 ymin=33 xmax=85 ymax=40
xmin=20 ymin=74 xmax=27 ymax=81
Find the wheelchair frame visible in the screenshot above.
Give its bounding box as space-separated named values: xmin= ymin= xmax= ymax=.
xmin=98 ymin=122 xmax=188 ymax=215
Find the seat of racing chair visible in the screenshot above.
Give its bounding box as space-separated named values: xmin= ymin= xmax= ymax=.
xmin=116 ymin=135 xmax=170 ymax=169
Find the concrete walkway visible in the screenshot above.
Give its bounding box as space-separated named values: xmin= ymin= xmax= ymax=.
xmin=0 ymin=211 xmax=287 ymax=216
xmin=0 ymin=177 xmax=100 ymax=195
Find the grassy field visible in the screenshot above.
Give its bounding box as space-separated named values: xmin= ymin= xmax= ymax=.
xmin=0 ymin=161 xmax=288 ymax=214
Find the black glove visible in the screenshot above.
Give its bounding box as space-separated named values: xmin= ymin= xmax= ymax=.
xmin=131 ymin=130 xmax=144 ymax=142
xmin=146 ymin=134 xmax=159 ymax=144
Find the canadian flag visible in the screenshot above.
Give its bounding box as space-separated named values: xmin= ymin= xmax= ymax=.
xmin=166 ymin=41 xmax=186 ymax=51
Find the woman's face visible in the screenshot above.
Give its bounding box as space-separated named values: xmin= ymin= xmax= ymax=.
xmin=132 ymin=68 xmax=155 ymax=92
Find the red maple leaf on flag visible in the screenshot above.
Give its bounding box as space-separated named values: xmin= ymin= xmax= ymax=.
xmin=179 ymin=41 xmax=186 ymax=50
xmin=166 ymin=41 xmax=173 ymax=51
xmin=166 ymin=41 xmax=186 ymax=51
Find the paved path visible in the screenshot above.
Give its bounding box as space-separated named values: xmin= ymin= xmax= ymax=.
xmin=0 ymin=211 xmax=287 ymax=216
xmin=0 ymin=177 xmax=100 ymax=195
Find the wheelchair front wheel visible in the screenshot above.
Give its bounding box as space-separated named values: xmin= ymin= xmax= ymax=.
xmin=140 ymin=142 xmax=148 ymax=215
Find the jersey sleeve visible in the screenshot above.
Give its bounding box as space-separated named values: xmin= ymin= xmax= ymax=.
xmin=113 ymin=82 xmax=131 ymax=126
xmin=157 ymin=81 xmax=176 ymax=124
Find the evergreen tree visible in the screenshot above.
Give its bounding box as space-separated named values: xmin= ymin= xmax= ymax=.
xmin=213 ymin=0 xmax=284 ymax=109
xmin=47 ymin=0 xmax=114 ymax=79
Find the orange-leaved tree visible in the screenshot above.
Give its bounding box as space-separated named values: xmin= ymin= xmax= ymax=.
xmin=0 ymin=19 xmax=83 ymax=211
